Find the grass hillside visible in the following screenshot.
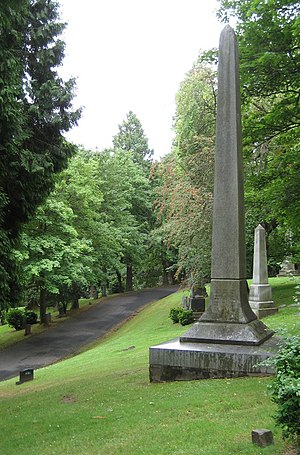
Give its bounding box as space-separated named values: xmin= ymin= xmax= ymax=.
xmin=0 ymin=277 xmax=298 ymax=455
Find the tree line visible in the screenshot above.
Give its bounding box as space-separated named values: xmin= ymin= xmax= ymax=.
xmin=0 ymin=0 xmax=299 ymax=320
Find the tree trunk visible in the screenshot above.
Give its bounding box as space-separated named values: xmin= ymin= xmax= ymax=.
xmin=116 ymin=270 xmax=124 ymax=293
xmin=71 ymin=283 xmax=80 ymax=310
xmin=162 ymin=259 xmax=169 ymax=285
xmin=71 ymin=297 xmax=79 ymax=310
xmin=39 ymin=287 xmax=47 ymax=324
xmin=126 ymin=265 xmax=133 ymax=292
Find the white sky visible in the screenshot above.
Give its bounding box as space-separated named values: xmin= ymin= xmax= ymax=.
xmin=58 ymin=0 xmax=223 ymax=159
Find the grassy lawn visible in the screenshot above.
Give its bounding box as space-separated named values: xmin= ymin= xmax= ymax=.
xmin=0 ymin=278 xmax=298 ymax=455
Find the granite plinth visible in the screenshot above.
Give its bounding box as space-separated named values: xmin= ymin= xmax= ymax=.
xmin=149 ymin=336 xmax=281 ymax=382
xmin=249 ymin=284 xmax=278 ymax=319
xmin=249 ymin=283 xmax=273 ymax=303
xmin=180 ymin=319 xmax=274 ymax=346
xmin=251 ymin=307 xmax=278 ymax=319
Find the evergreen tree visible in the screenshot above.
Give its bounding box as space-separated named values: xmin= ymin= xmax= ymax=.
xmin=0 ymin=1 xmax=81 ymax=309
xmin=113 ymin=111 xmax=153 ymax=169
xmin=112 ymin=112 xmax=154 ymax=290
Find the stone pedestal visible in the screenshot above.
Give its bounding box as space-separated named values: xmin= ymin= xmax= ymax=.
xmin=150 ymin=336 xmax=281 ymax=382
xmin=249 ymin=225 xmax=278 ymax=319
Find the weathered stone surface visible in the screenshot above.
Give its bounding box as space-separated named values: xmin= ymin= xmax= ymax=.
xmin=201 ymin=279 xmax=255 ymax=323
xmin=211 ymin=25 xmax=245 ymax=281
xmin=180 ymin=319 xmax=273 ymax=346
xmin=251 ymin=225 xmax=269 ymax=284
xmin=249 ymin=225 xmax=278 ymax=319
xmin=252 ymin=429 xmax=274 ymax=447
xmin=149 ymin=336 xmax=281 ymax=382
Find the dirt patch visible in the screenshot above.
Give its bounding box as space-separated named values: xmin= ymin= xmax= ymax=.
xmin=61 ymin=395 xmax=76 ymax=403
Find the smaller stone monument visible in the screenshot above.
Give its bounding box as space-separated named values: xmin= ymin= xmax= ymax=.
xmin=277 ymin=258 xmax=296 ymax=277
xmin=249 ymin=225 xmax=278 ymax=319
xmin=16 ymin=368 xmax=34 ymax=385
xmin=188 ymin=284 xmax=206 ymax=316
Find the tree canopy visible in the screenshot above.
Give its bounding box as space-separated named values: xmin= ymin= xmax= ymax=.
xmin=0 ymin=0 xmax=80 ymax=309
xmin=218 ymin=0 xmax=300 ymax=270
xmin=154 ymin=61 xmax=217 ymax=285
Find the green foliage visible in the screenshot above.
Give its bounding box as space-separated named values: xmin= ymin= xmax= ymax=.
xmin=218 ymin=0 xmax=300 ymax=272
xmin=269 ymin=335 xmax=300 ymax=448
xmin=6 ymin=308 xmax=25 ymax=331
xmin=218 ymin=0 xmax=299 ymax=146
xmin=179 ymin=309 xmax=194 ymax=326
xmin=24 ymin=310 xmax=38 ymax=325
xmin=155 ymin=60 xmax=216 ymax=284
xmin=18 ymin=194 xmax=94 ymax=321
xmin=169 ymin=307 xmax=194 ymax=325
xmin=169 ymin=306 xmax=183 ymax=323
xmin=113 ymin=111 xmax=153 ymax=169
xmin=111 ymin=112 xmax=156 ymax=290
xmin=0 ymin=1 xmax=81 ymax=309
xmin=6 ymin=307 xmax=37 ymax=330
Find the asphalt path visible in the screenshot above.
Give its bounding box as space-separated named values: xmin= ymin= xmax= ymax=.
xmin=0 ymin=286 xmax=177 ymax=382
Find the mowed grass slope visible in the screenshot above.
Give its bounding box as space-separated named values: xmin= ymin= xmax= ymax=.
xmin=0 ymin=277 xmax=298 ymax=455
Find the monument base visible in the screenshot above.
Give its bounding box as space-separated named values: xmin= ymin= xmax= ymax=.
xmin=149 ymin=336 xmax=281 ymax=382
xmin=249 ymin=298 xmax=278 ymax=319
xmin=251 ymin=307 xmax=279 ymax=319
xmin=193 ymin=311 xmax=204 ymax=320
xmin=180 ymin=319 xmax=274 ymax=346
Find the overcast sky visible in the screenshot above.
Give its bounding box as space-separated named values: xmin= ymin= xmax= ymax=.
xmin=58 ymin=0 xmax=223 ymax=159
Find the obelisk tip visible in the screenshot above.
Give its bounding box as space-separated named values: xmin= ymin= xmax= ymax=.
xmin=222 ymin=24 xmax=235 ymax=33
xmin=220 ymin=24 xmax=236 ymax=42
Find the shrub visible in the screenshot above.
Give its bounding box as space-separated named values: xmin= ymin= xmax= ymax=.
xmin=178 ymin=309 xmax=194 ymax=326
xmin=0 ymin=310 xmax=6 ymax=325
xmin=6 ymin=308 xmax=38 ymax=330
xmin=24 ymin=310 xmax=38 ymax=325
xmin=6 ymin=308 xmax=25 ymax=331
xmin=269 ymin=335 xmax=300 ymax=449
xmin=169 ymin=307 xmax=183 ymax=324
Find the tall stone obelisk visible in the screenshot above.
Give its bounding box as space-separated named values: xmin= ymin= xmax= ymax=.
xmin=181 ymin=24 xmax=273 ymax=345
xmin=149 ymin=25 xmax=280 ymax=382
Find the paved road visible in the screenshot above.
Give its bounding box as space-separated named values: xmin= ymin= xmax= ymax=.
xmin=0 ymin=287 xmax=177 ymax=382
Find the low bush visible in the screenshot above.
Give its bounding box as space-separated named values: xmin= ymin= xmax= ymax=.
xmin=6 ymin=308 xmax=25 ymax=331
xmin=169 ymin=307 xmax=194 ymax=326
xmin=179 ymin=309 xmax=194 ymax=326
xmin=6 ymin=308 xmax=38 ymax=330
xmin=169 ymin=307 xmax=183 ymax=323
xmin=269 ymin=335 xmax=300 ymax=450
xmin=24 ymin=310 xmax=38 ymax=325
